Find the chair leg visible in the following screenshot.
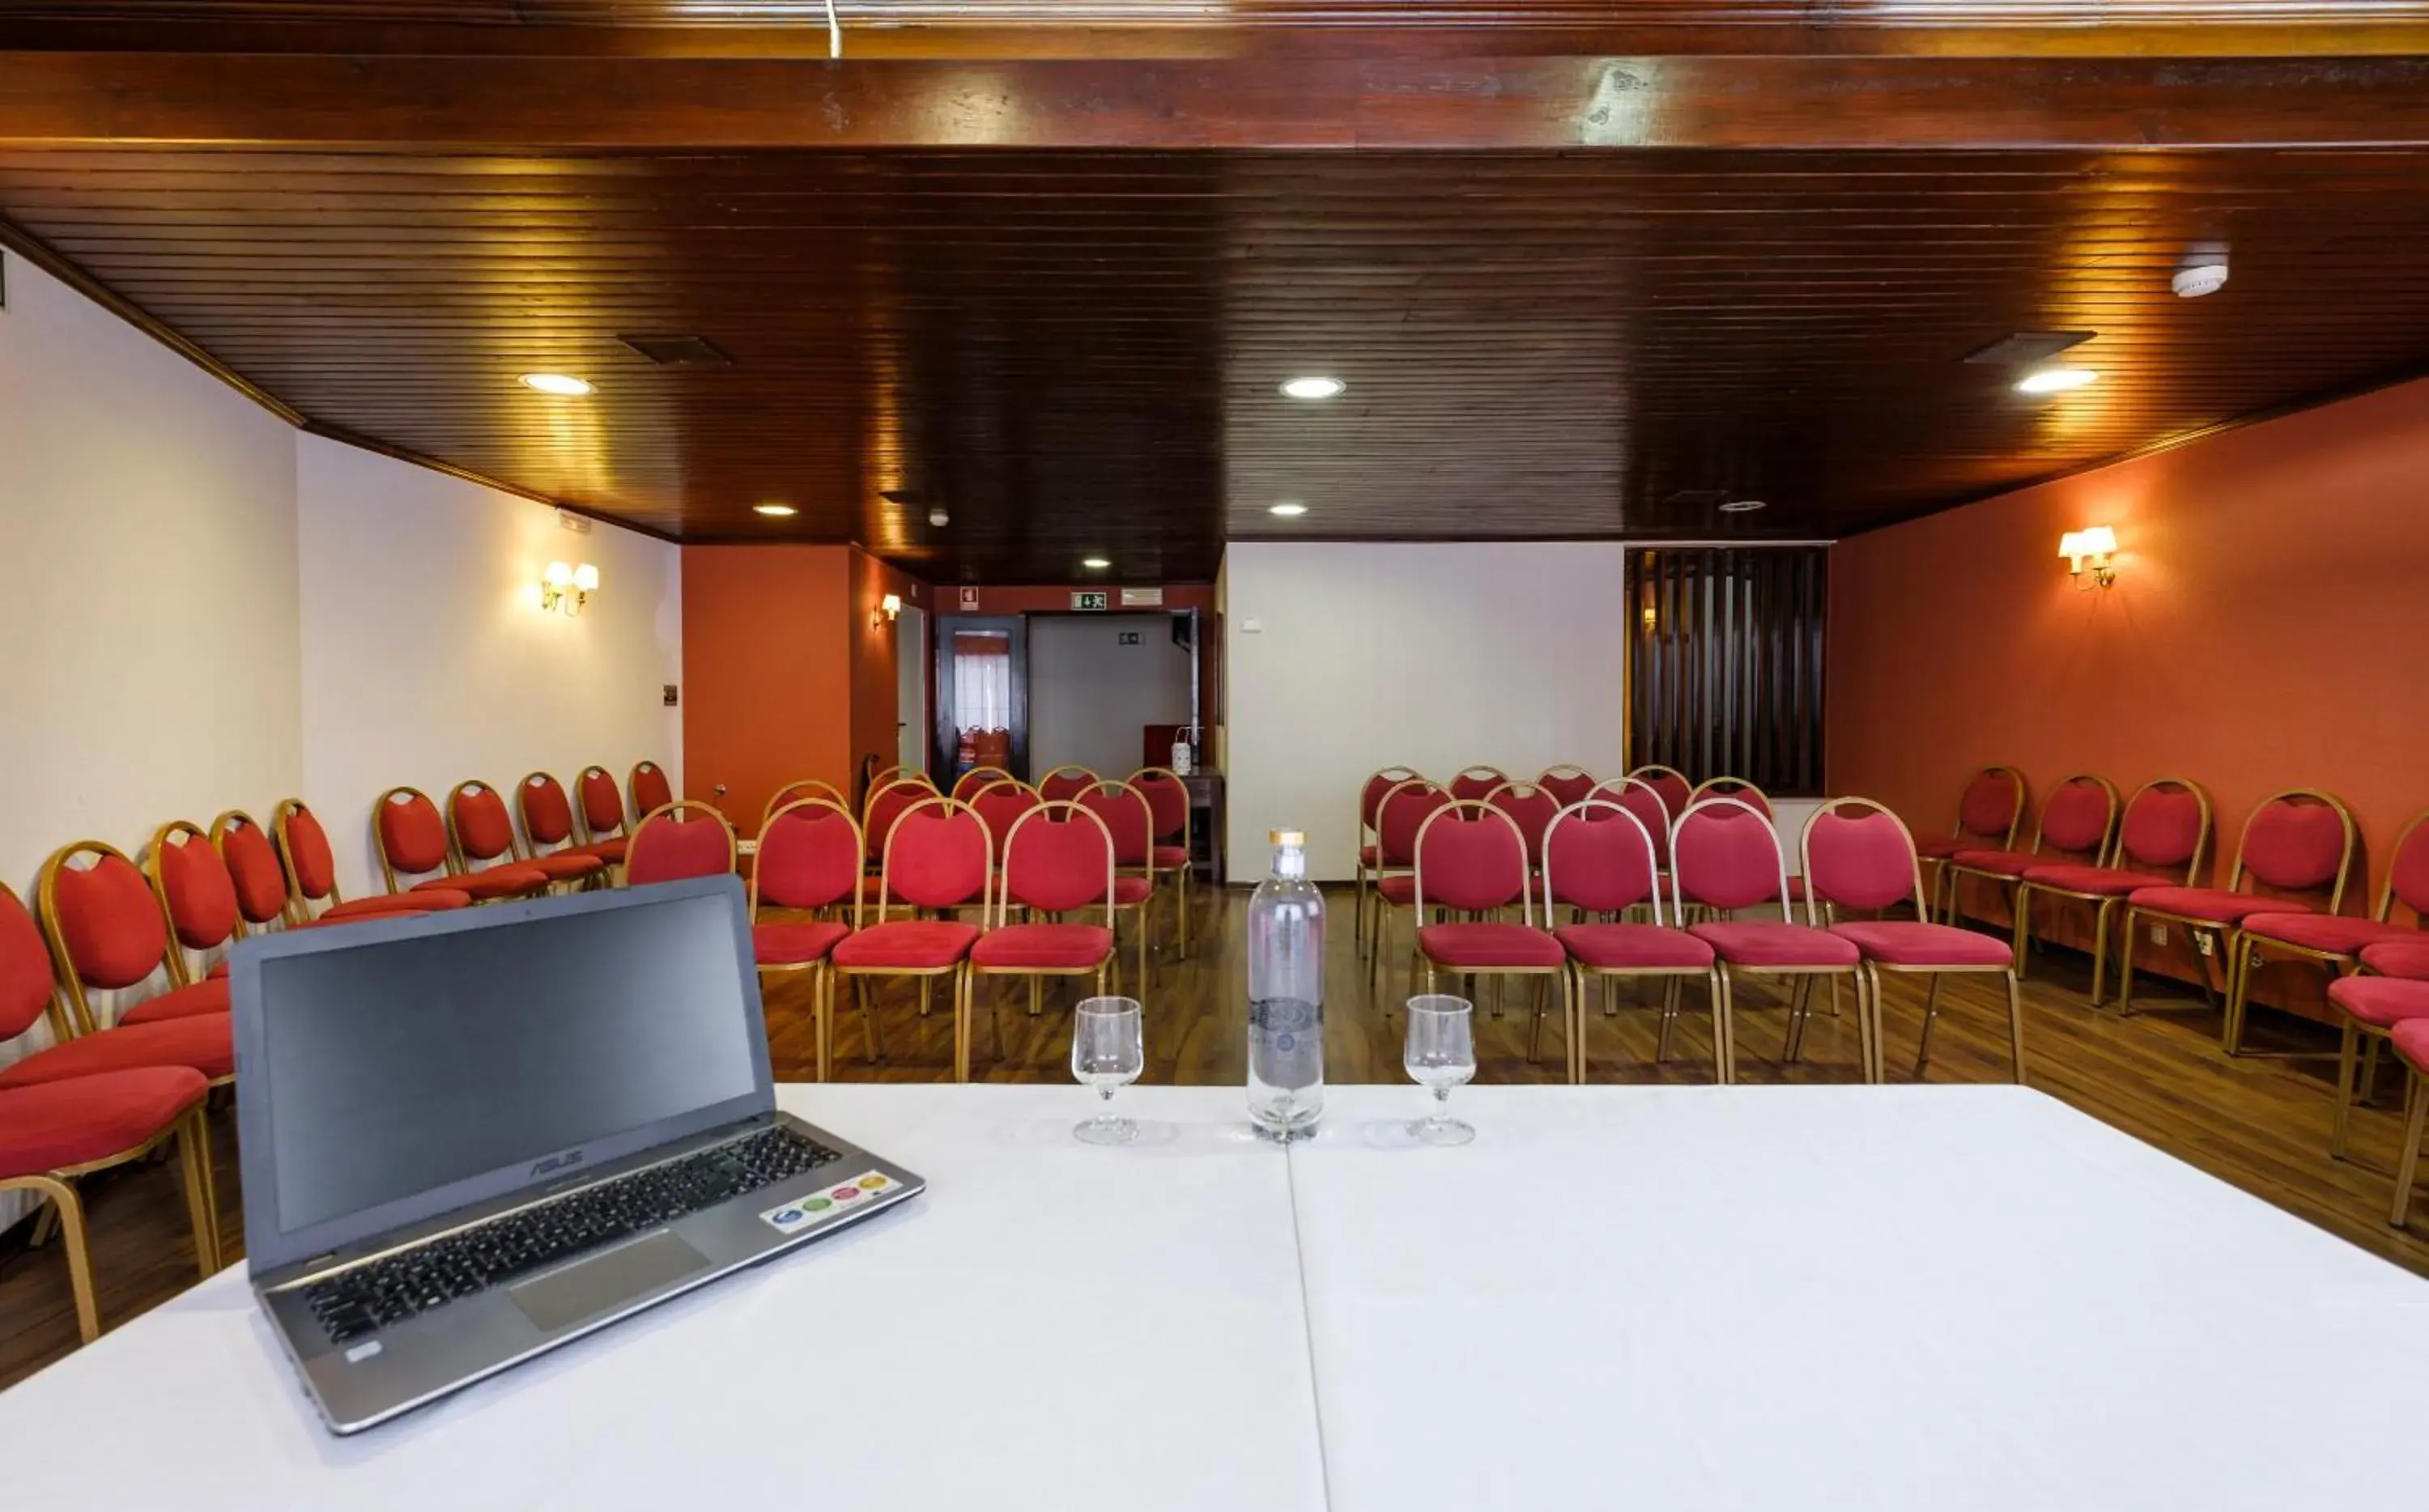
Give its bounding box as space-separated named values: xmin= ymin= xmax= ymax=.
xmin=1177 ymin=866 xmax=1192 ymax=959
xmin=2222 ymin=934 xmax=2252 ymax=1055
xmin=1563 ymin=970 xmax=1581 ymax=1085
xmin=1355 ymin=863 xmax=1368 ymax=953
xmin=177 ymin=1109 xmax=219 ymax=1277
xmin=2003 ymin=970 xmax=2028 ymax=1086
xmin=815 ymin=966 xmax=832 ymax=1084
xmin=2089 ymin=897 xmax=2115 ymax=1009
xmin=1028 ymin=975 xmax=1042 ymax=1017
xmin=2333 ymin=1019 xmax=2360 ymax=1160
xmin=1912 ymin=973 xmax=1945 ymax=1080
xmin=1713 ymin=970 xmax=1738 ymax=1085
xmin=2010 ymin=886 xmax=2035 ymax=980
xmin=2117 ymin=909 xmax=2141 ymax=1017
xmin=919 ymin=976 xmax=930 ymax=1018
xmin=858 ymin=976 xmax=885 ymax=1064
xmin=953 ymin=967 xmax=972 ymax=1083
xmin=2363 ymin=1034 xmax=2384 ymax=1106
xmin=1656 ymin=976 xmax=1681 ymax=1064
xmin=2393 ymin=1068 xmax=2428 ymax=1229
xmin=6 ymin=1175 xmax=97 ymax=1344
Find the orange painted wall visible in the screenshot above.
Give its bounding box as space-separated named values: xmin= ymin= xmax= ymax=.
xmin=680 ymin=545 xmax=853 ymax=831
xmin=1829 ymin=375 xmax=2429 ymax=1017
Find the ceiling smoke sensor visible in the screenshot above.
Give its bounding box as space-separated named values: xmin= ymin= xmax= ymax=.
xmin=616 ymin=333 xmax=733 ymax=367
xmin=1962 ymin=331 xmax=2097 ymax=366
xmin=2172 ymin=245 xmax=2230 ymax=299
xmin=929 ymin=508 xmax=951 ymax=528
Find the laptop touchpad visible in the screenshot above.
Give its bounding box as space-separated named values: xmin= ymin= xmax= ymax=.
xmin=510 ymin=1230 xmax=709 ymax=1334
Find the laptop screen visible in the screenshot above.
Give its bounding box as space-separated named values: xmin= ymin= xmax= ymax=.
xmin=235 ymin=878 xmax=772 ymax=1272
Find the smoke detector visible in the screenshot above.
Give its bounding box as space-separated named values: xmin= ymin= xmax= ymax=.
xmin=928 ymin=508 xmax=951 ymax=528
xmin=2172 ymin=246 xmax=2229 ymax=299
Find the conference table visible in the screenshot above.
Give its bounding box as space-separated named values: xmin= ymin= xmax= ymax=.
xmin=4 ymin=1082 xmax=2425 ymax=1510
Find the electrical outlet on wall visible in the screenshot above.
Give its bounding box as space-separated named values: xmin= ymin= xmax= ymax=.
xmin=2193 ymin=932 xmax=2214 ymax=957
xmin=2148 ymin=924 xmax=2167 ymax=945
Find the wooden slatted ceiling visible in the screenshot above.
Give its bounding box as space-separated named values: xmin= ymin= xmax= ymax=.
xmin=7 ymin=147 xmax=2429 ymax=580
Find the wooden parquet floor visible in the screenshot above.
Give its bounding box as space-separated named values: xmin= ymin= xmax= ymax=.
xmin=6 ymin=886 xmax=2427 ymax=1391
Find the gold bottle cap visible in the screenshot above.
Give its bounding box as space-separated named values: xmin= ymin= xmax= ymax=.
xmin=1271 ymin=829 xmax=1304 ymax=847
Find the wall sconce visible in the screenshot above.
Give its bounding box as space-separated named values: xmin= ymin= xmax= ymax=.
xmin=877 ymin=592 xmax=903 ymax=624
xmin=2057 ymin=527 xmax=2117 ymax=590
xmin=542 ymin=560 xmax=599 ymax=615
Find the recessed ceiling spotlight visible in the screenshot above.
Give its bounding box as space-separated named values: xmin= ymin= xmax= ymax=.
xmin=1082 ymin=557 xmax=1111 ymax=571
xmin=1716 ymin=499 xmax=1768 ymax=514
xmin=518 ymin=372 xmax=593 ymax=396
xmin=752 ymin=503 xmax=798 ymax=517
xmin=1279 ymin=376 xmax=1345 ymax=400
xmin=2016 ymin=367 xmax=2099 ymax=395
xmin=1269 ymin=502 xmax=1308 ymax=516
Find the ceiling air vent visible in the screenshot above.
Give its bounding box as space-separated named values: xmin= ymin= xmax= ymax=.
xmin=1662 ymin=488 xmax=1732 ymax=510
xmin=1962 ymin=331 xmax=2095 ymax=366
xmin=617 ymin=333 xmax=733 ymax=367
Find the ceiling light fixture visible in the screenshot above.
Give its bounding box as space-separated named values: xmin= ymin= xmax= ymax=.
xmin=518 ymin=372 xmax=593 ymax=396
xmin=753 ymin=503 xmax=798 ymax=517
xmin=2059 ymin=526 xmax=2120 ymax=589
xmin=2016 ymin=367 xmax=2099 ymax=396
xmin=1279 ymin=376 xmax=1345 ymax=400
xmin=929 ymin=508 xmax=951 ymax=528
xmin=1269 ymin=502 xmax=1308 ymax=517
xmin=1716 ymin=499 xmax=1768 ymax=514
xmin=1082 ymin=557 xmax=1111 ymax=571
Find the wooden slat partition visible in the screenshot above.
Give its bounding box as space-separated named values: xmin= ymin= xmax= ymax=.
xmin=1627 ymin=546 xmax=1825 ymax=796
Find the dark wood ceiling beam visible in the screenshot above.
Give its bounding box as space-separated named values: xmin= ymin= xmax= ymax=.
xmin=8 ymin=53 xmax=2429 ymax=151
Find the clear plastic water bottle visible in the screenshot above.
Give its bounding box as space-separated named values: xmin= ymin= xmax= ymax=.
xmin=1248 ymin=829 xmax=1325 ymax=1141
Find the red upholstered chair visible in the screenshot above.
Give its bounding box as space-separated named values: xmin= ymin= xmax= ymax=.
xmin=1589 ymin=777 xmax=1678 ymax=887
xmin=375 ymin=786 xmax=548 ymax=902
xmin=1685 ymin=777 xmax=1809 ymax=907
xmin=143 ymin=821 xmax=245 ymax=987
xmin=1484 ymin=781 xmax=1560 ymax=876
xmin=521 ymin=771 xmax=626 ymax=875
xmin=36 ymin=841 xmax=228 ymax=1030
xmin=275 ymin=796 xmax=470 ymax=922
xmin=2011 ymin=777 xmax=2210 ymax=1007
xmin=1354 ymin=765 xmax=1422 ymax=953
xmin=0 ymin=880 xmax=236 ymax=1098
xmin=1412 ymin=802 xmax=1571 ymax=1068
xmin=951 ymin=766 xmax=1015 ymax=803
xmin=453 ymin=779 xmax=603 ymax=892
xmin=1912 ymin=766 xmax=2028 ymax=915
xmin=2121 ymin=788 xmax=2358 ymax=1050
xmin=868 ymin=762 xmax=927 ymax=792
xmin=2236 ymin=806 xmax=2429 ymax=1063
xmin=1672 ymin=798 xmax=1868 ymax=1083
xmin=1037 ymin=766 xmax=1099 ymax=804
xmin=758 ymin=779 xmax=847 ymax=839
xmin=210 ymin=809 xmax=300 ymax=944
xmin=1 ymin=1065 xmax=219 ymax=1343
xmin=1079 ymin=779 xmax=1161 ymax=994
xmin=628 ymin=759 xmax=674 ymax=823
xmin=2325 ymin=975 xmax=2429 ymax=1162
xmin=1543 ymin=799 xmax=1721 ymax=1084
xmin=972 ymin=803 xmax=1119 ymax=1068
xmin=1625 ymin=765 xmax=1694 ymax=830
xmin=751 ymin=797 xmax=864 ymax=1083
xmin=1367 ymin=778 xmax=1450 ymax=981
xmin=573 ymin=764 xmax=633 ymax=865
xmin=863 ymin=778 xmax=936 ymax=864
xmin=1938 ymin=772 xmax=2117 ymax=930
xmin=1802 ymin=798 xmax=2025 ymax=1084
xmin=971 ymin=779 xmax=1044 ymax=868
xmin=1535 ymin=766 xmax=1597 ymax=809
xmin=2389 ymin=1016 xmax=2429 ymax=1227
xmin=1130 ymin=766 xmax=1196 ymax=958
xmin=626 ymin=801 xmax=739 ymax=886
xmin=1448 ymin=766 xmax=1509 ymax=802
xmin=2364 ymin=938 xmax=2429 ymax=981
xmin=832 ymin=796 xmax=991 ymax=1081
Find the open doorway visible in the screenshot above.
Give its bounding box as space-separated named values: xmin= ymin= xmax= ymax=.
xmin=933 ymin=615 xmax=1028 ymax=781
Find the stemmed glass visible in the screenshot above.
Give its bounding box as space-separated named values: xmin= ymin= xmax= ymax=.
xmin=1404 ymin=995 xmax=1478 ymax=1146
xmin=1071 ymin=996 xmax=1145 ymax=1145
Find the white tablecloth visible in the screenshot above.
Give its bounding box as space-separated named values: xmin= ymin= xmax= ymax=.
xmin=0 ymin=1085 xmax=1326 ymax=1512
xmin=5 ymin=1082 xmax=2425 ymax=1510
xmin=1293 ymin=1083 xmax=2429 ymax=1512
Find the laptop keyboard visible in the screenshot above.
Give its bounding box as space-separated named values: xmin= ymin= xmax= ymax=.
xmin=303 ymin=1125 xmax=844 ymax=1347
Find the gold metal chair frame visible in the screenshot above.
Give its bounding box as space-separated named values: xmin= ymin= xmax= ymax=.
xmin=209 ymin=807 xmax=292 ymax=932
xmin=572 ymin=764 xmax=632 ymax=850
xmin=751 ymin=796 xmax=864 ymax=1085
xmin=37 ymin=839 xmax=197 ymax=1043
xmin=2393 ymin=1050 xmax=2429 ymax=1227
xmin=1411 ymin=801 xmax=1577 ymax=1077
xmin=453 ymin=777 xmax=602 ymax=894
xmin=0 ymin=1104 xmax=219 ymax=1344
xmin=516 ymin=770 xmax=618 ymax=882
xmin=630 ymin=799 xmax=741 ymax=879
xmin=143 ymin=819 xmax=232 ymax=987
xmin=1036 ymin=763 xmax=1100 ymax=796
xmin=2010 ymin=777 xmax=2210 ymax=1009
xmin=951 ymin=766 xmax=1015 ymax=803
xmin=1916 ymin=763 xmax=2028 ymax=919
xmin=1671 ymin=796 xmax=1875 ymax=1085
xmin=1364 ymin=776 xmax=1448 ymax=986
xmin=969 ymin=801 xmax=1120 ymax=1073
xmin=1938 ymin=772 xmax=2118 ymax=928
xmin=2309 ymin=809 xmax=2429 ymax=1155
xmin=1081 ymin=779 xmax=1161 ymax=997
xmin=833 ymin=795 xmax=993 ymax=1083
xmin=1801 ymin=797 xmax=2026 ymax=1085
xmin=2120 ymin=787 xmax=2357 ymax=1053
xmin=867 ymin=763 xmax=932 ymax=792
xmin=627 ymin=760 xmax=674 ymax=827
xmin=372 ymin=784 xmax=459 ymax=895
xmin=1686 ymin=775 xmax=1769 ymax=814
xmin=759 ymin=779 xmax=849 ymax=839
xmin=1542 ymin=798 xmax=1725 ymax=1086
xmin=1353 ymin=766 xmax=1421 ymax=957
xmin=1131 ymin=765 xmax=1197 ymax=960
xmin=274 ymin=796 xmax=373 ymax=920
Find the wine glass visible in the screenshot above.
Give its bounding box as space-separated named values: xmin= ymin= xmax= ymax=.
xmin=1071 ymin=996 xmax=1145 ymax=1145
xmin=1404 ymin=995 xmax=1477 ymax=1145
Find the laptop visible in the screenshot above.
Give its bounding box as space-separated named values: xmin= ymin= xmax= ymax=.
xmin=228 ymin=874 xmax=925 ymax=1435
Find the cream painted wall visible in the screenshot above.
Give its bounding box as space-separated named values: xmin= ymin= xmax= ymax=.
xmin=1222 ymin=542 xmax=1631 ymax=881
xmin=0 ymin=248 xmax=303 ymax=1009
xmin=296 ymin=435 xmax=683 ymax=901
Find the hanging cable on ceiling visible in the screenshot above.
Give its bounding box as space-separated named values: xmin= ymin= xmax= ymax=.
xmin=826 ymin=0 xmax=843 ymax=58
